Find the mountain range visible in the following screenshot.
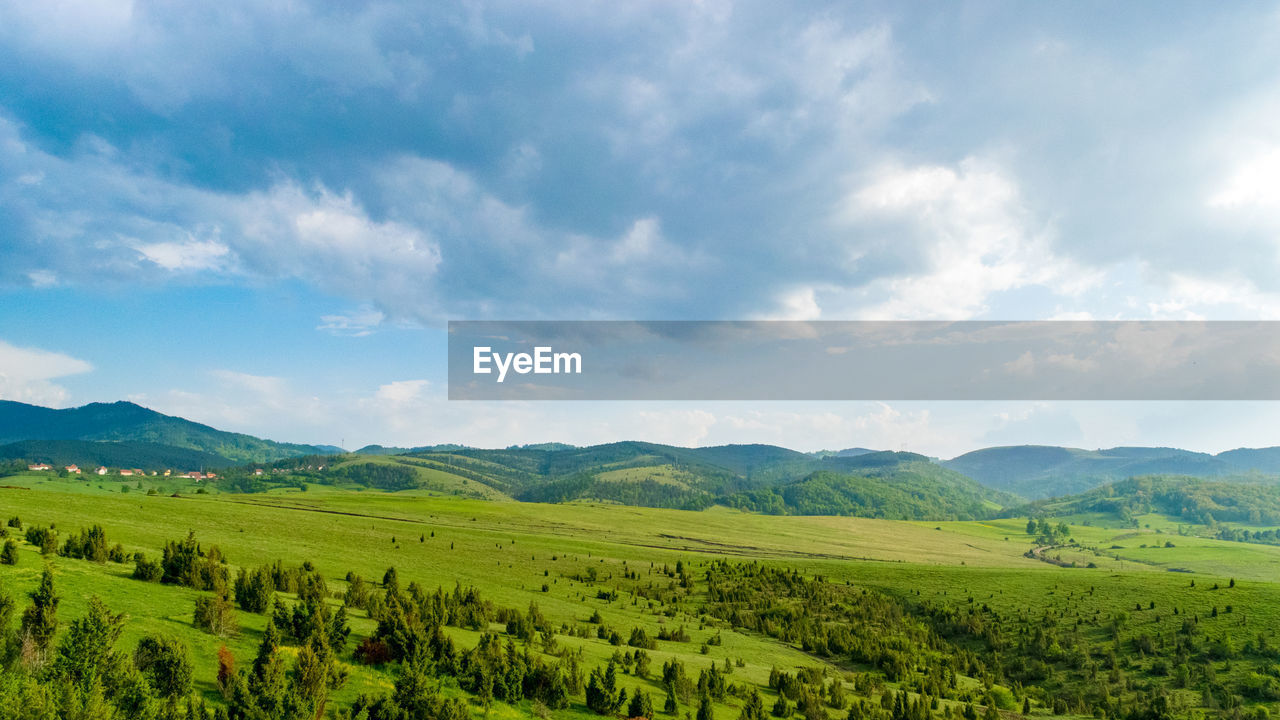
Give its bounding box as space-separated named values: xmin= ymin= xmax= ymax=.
xmin=944 ymin=445 xmax=1280 ymax=499
xmin=5 ymin=399 xmax=1280 ymax=510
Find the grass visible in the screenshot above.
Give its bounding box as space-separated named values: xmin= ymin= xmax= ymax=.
xmin=3 ymin=475 xmax=1280 ymax=717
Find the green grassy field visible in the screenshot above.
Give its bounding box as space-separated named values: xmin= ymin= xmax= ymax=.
xmin=2 ymin=472 xmax=1280 ymax=719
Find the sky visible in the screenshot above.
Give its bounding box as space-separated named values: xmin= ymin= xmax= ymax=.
xmin=4 ymin=1 xmax=1280 ymax=456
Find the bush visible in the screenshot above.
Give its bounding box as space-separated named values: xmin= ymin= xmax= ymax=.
xmin=24 ymin=526 xmax=57 ymax=555
xmin=134 ymin=634 xmax=194 ymax=701
xmin=233 ymin=565 xmax=275 ymax=614
xmin=0 ymin=539 xmax=17 ymax=565
xmin=161 ymin=532 xmax=229 ymax=592
xmin=354 ymin=637 xmax=394 ymax=665
xmin=60 ymin=524 xmax=108 ymax=562
xmin=132 ymin=553 xmax=163 ymax=582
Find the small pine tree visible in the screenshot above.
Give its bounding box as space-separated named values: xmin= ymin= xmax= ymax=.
xmin=20 ymin=565 xmax=59 ymax=663
xmin=629 ymin=688 xmax=656 ymax=719
xmin=697 ymin=693 xmax=715 ymax=720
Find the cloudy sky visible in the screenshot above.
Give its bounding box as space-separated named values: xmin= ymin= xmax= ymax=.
xmin=4 ymin=1 xmax=1280 ymax=456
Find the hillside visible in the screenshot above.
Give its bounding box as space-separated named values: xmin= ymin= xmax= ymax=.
xmin=1011 ymin=474 xmax=1280 ymax=527
xmin=0 ymin=400 xmax=333 ymax=464
xmin=0 ymin=439 xmax=231 ymax=470
xmin=721 ymin=462 xmax=1008 ymax=520
xmin=943 ymin=444 xmax=1279 ymax=499
xmin=372 ymin=444 xmax=1013 ymax=519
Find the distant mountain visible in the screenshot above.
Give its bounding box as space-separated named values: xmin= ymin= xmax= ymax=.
xmin=944 ymin=445 xmax=1280 ymax=499
xmin=0 ymin=439 xmax=230 ymax=470
xmin=353 ymin=445 xmax=408 ymax=456
xmin=0 ymin=400 xmax=334 ymax=465
xmin=354 ymin=444 xmax=470 ymax=455
xmin=1216 ymin=447 xmax=1280 ymax=474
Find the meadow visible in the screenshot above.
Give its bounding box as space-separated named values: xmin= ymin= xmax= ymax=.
xmin=1 ymin=471 xmax=1279 ymax=720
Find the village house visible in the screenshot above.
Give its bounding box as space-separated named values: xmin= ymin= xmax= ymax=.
xmin=65 ymin=464 xmax=81 ymax=474
xmin=96 ymin=466 xmax=109 ymax=475
xmin=27 ymin=463 xmax=51 ymax=471
xmin=119 ymin=469 xmax=133 ymax=476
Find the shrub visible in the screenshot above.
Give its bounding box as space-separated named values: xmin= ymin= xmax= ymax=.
xmin=0 ymin=539 xmax=17 ymax=565
xmin=24 ymin=526 xmax=57 ymax=555
xmin=233 ymin=565 xmax=274 ymax=614
xmin=133 ymin=634 xmax=193 ymax=701
xmin=354 ymin=637 xmax=393 ymax=665
xmin=132 ymin=553 xmax=163 ymax=582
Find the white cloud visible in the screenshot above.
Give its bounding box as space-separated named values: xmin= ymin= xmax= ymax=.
xmin=133 ymin=238 xmax=230 ymax=271
xmin=27 ymin=270 xmax=57 ymax=288
xmin=234 ymin=181 xmax=444 ymax=318
xmin=806 ymin=158 xmax=1100 ymax=320
xmin=1208 ymin=147 xmax=1280 ymax=210
xmin=374 ymin=379 xmax=429 ymax=404
xmin=0 ymin=340 xmax=93 ymax=407
xmin=318 ymin=307 xmax=386 ymax=336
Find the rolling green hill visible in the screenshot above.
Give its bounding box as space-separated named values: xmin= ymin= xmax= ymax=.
xmin=721 ymin=461 xmax=1009 ymax=520
xmin=0 ymin=399 xmax=334 ymax=464
xmin=367 ymin=445 xmax=1014 ymax=519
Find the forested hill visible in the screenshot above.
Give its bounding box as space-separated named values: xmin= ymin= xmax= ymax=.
xmin=719 ymin=462 xmax=1008 ymax=520
xmin=1007 ymin=474 xmax=1280 ymax=526
xmin=0 ymin=439 xmax=231 ymax=470
xmin=0 ymin=400 xmax=331 ymax=464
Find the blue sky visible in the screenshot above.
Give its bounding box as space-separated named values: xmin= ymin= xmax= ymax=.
xmin=3 ymin=1 xmax=1280 ymax=455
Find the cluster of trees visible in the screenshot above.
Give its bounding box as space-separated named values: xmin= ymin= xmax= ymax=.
xmin=1215 ymin=526 xmax=1280 ymax=547
xmin=0 ymin=567 xmax=206 ymax=719
xmin=334 ymin=463 xmax=419 ymax=491
xmin=1025 ymin=518 xmax=1072 ymax=544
